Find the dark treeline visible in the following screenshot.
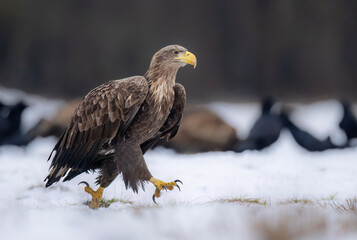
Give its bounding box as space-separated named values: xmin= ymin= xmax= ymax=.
xmin=0 ymin=0 xmax=356 ymax=101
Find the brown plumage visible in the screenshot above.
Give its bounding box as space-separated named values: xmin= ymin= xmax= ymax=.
xmin=45 ymin=45 xmax=196 ymax=205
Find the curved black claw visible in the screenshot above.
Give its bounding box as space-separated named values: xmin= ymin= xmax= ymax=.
xmin=174 ymin=180 xmax=182 ymax=191
xmin=78 ymin=181 xmax=89 ymax=187
xmin=162 ymin=186 xmax=167 ymax=191
xmin=152 ymin=194 xmax=158 ymax=205
xmin=174 ymin=180 xmax=183 ymax=185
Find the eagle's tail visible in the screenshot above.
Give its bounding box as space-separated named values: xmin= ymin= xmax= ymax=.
xmin=44 ymin=165 xmax=70 ymax=187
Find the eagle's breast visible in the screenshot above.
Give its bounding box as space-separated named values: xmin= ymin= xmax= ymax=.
xmin=123 ymin=76 xmax=175 ymax=144
xmin=148 ymin=76 xmax=175 ymax=120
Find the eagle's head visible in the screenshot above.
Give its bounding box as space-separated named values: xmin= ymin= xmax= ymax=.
xmin=150 ymin=45 xmax=197 ymax=70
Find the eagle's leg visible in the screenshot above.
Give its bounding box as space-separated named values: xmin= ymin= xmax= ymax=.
xmin=149 ymin=177 xmax=183 ymax=204
xmin=82 ymin=156 xmax=121 ymax=209
xmin=85 ymin=186 xmax=104 ymax=209
xmin=78 ymin=181 xmax=104 ymax=209
xmin=116 ymin=142 xmax=183 ymax=204
xmin=77 ymin=154 xmax=120 ymax=209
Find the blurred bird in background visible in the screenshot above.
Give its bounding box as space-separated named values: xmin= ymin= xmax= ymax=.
xmin=281 ymin=111 xmax=349 ymax=152
xmin=0 ymin=101 xmax=33 ymax=146
xmin=234 ymin=98 xmax=283 ymax=152
xmin=339 ymin=101 xmax=357 ymax=142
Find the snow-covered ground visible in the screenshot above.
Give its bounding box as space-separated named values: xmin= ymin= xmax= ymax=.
xmin=1 ymin=88 xmax=357 ymax=240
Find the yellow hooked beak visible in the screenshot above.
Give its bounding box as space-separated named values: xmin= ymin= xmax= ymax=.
xmin=175 ymin=51 xmax=197 ymax=68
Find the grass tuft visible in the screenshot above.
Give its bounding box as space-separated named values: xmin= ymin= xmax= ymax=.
xmin=279 ymin=198 xmax=314 ymax=205
xmin=322 ymin=193 xmax=338 ymax=201
xmin=218 ymin=197 xmax=269 ymax=206
xmin=331 ymin=198 xmax=357 ymax=214
xmin=84 ymin=197 xmax=133 ymax=208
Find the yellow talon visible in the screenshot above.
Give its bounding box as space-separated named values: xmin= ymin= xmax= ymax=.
xmin=79 ymin=181 xmax=104 ymax=209
xmin=149 ymin=177 xmax=182 ymax=204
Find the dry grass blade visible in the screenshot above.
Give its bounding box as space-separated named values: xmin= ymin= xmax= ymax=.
xmin=331 ymin=198 xmax=357 ymax=213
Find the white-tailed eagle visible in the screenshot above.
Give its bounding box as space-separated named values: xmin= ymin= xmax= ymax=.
xmin=45 ymin=45 xmax=197 ymax=209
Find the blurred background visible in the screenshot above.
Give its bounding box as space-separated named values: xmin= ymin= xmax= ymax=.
xmin=1 ymin=0 xmax=356 ymax=102
xmin=3 ymin=4 xmax=357 ymax=238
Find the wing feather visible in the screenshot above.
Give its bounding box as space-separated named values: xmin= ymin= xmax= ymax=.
xmin=45 ymin=76 xmax=148 ymax=187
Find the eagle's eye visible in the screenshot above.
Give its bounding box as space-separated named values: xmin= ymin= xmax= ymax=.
xmin=173 ymin=50 xmax=179 ymax=55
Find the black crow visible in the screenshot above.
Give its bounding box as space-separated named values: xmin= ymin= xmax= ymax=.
xmin=339 ymin=101 xmax=357 ymax=141
xmin=235 ymin=98 xmax=283 ymax=152
xmin=281 ymin=112 xmax=347 ymax=152
xmin=0 ymin=101 xmax=31 ymax=146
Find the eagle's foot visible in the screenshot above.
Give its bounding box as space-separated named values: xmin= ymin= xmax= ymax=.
xmin=78 ymin=181 xmax=104 ymax=209
xmin=149 ymin=177 xmax=183 ymax=204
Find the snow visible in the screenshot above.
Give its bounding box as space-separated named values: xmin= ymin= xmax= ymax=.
xmin=1 ymin=89 xmax=357 ymax=239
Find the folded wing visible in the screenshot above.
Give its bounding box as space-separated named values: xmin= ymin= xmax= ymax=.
xmin=45 ymin=76 xmax=148 ymax=187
